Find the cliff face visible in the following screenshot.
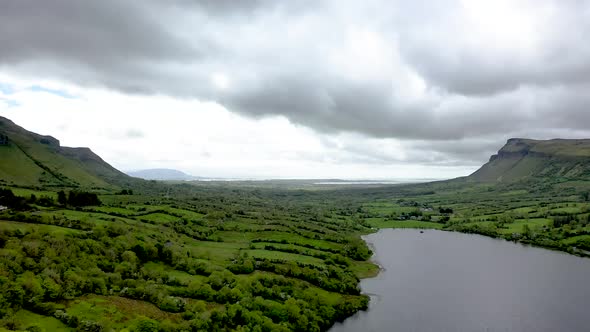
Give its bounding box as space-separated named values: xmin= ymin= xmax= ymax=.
xmin=470 ymin=138 xmax=590 ymax=182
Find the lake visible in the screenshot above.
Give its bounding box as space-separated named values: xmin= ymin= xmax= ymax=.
xmin=330 ymin=229 xmax=590 ymax=332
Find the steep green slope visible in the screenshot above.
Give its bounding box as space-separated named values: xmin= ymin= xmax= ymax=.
xmin=0 ymin=116 xmax=131 ymax=188
xmin=470 ymin=138 xmax=590 ymax=182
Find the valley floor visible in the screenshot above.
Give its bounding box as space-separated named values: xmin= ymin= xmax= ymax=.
xmin=1 ymin=179 xmax=589 ymax=331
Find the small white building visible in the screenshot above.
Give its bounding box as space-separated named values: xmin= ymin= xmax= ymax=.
xmin=0 ymin=205 xmax=7 ymax=211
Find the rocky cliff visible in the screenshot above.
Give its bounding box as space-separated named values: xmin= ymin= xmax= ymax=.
xmin=469 ymin=138 xmax=590 ymax=182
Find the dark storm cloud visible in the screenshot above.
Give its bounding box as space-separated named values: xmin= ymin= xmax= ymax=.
xmin=0 ymin=0 xmax=209 ymax=94
xmin=2 ymin=0 xmax=590 ymax=166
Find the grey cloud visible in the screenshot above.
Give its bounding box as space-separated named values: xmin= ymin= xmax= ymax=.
xmin=0 ymin=1 xmax=198 ymax=62
xmin=0 ymin=0 xmax=207 ymax=95
xmin=162 ymin=0 xmax=276 ymax=15
xmin=1 ymin=0 xmax=590 ymax=167
xmin=397 ymin=1 xmax=590 ymax=95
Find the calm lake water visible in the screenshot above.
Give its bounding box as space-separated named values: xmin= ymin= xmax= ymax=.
xmin=330 ymin=229 xmax=590 ymax=332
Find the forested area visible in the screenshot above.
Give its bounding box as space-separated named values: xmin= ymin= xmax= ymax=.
xmin=0 ymin=184 xmax=374 ymax=331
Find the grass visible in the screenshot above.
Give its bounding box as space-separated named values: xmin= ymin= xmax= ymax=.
xmin=563 ymin=235 xmax=590 ymax=245
xmin=12 ymin=310 xmax=72 ymax=331
xmin=349 ymin=260 xmax=380 ymax=279
xmin=136 ymin=212 xmax=181 ymax=224
xmin=65 ymin=295 xmax=182 ymax=330
xmin=0 ymin=220 xmax=84 ymax=235
xmin=498 ymin=218 xmax=552 ymax=235
xmin=252 ymin=232 xmax=343 ymax=250
xmin=245 ymin=249 xmax=326 ymax=266
xmin=143 ymin=262 xmax=208 ymax=283
xmin=10 ymin=188 xmax=59 ymax=200
xmin=366 ymin=219 xmax=444 ymax=229
xmin=0 ymin=144 xmax=49 ymax=186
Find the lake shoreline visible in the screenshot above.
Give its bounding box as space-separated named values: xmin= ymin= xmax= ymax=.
xmin=359 ymin=233 xmax=385 ymax=279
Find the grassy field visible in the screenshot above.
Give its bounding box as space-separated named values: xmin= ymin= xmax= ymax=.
xmin=359 ymin=179 xmax=590 ymax=256
xmin=8 ymin=310 xmax=71 ymax=332
xmin=366 ymin=219 xmax=444 ymax=229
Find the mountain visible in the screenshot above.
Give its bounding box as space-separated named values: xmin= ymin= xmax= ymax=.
xmin=469 ymin=138 xmax=590 ymax=182
xmin=127 ymin=168 xmax=197 ymax=181
xmin=0 ymin=116 xmax=133 ymax=188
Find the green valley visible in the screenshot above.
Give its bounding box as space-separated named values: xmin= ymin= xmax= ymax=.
xmin=2 ymin=117 xmax=590 ymax=331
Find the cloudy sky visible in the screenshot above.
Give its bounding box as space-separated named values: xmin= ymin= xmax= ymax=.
xmin=1 ymin=0 xmax=590 ymax=179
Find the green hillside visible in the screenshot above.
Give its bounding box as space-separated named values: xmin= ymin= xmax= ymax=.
xmin=469 ymin=138 xmax=590 ymax=182
xmin=0 ymin=116 xmax=131 ymax=189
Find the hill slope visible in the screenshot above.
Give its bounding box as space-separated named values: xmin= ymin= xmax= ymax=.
xmin=469 ymin=138 xmax=590 ymax=182
xmin=0 ymin=116 xmax=132 ymax=188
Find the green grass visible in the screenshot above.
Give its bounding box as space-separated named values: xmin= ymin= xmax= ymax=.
xmin=349 ymin=260 xmax=380 ymax=279
xmin=65 ymin=296 xmax=182 ymax=329
xmin=143 ymin=262 xmax=208 ymax=283
xmin=12 ymin=310 xmax=72 ymax=331
xmin=252 ymin=232 xmax=343 ymax=250
xmin=367 ymin=218 xmax=444 ymax=229
xmin=53 ymin=209 xmax=143 ymax=225
xmin=136 ymin=212 xmax=181 ymax=224
xmin=0 ymin=220 xmax=84 ymax=235
xmin=550 ymin=207 xmax=583 ymax=214
xmin=9 ymin=187 xmax=59 ymax=200
xmin=91 ymin=206 xmax=137 ymax=215
xmin=184 ymin=238 xmax=245 ymax=261
xmin=498 ymin=218 xmax=552 ymax=234
xmin=165 ymin=207 xmax=205 ymax=220
xmin=362 ymin=202 xmax=421 ymax=215
xmin=0 ymin=144 xmax=50 ymax=186
xmin=245 ymin=249 xmax=326 ymax=265
xmin=563 ymin=235 xmax=590 ymax=245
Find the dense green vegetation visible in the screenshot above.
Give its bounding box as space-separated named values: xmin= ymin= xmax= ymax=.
xmin=4 ymin=175 xmax=590 ymax=331
xmin=0 ymin=184 xmax=376 ymax=331
xmin=357 ymin=179 xmax=590 ymax=257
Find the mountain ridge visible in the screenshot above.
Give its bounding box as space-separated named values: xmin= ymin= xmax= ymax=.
xmin=469 ymin=138 xmax=590 ymax=182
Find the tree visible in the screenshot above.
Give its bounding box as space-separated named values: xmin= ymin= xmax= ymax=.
xmin=67 ymin=191 xmax=101 ymax=206
xmin=135 ymin=319 xmax=159 ymax=332
xmin=522 ymin=224 xmax=531 ymax=238
xmin=57 ymin=190 xmax=67 ymax=205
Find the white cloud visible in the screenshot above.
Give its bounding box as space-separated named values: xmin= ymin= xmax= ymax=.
xmin=0 ymin=74 xmax=475 ymax=179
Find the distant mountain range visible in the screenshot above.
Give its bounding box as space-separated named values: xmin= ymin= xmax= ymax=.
xmin=0 ymin=116 xmax=134 ymax=188
xmin=469 ymin=138 xmax=590 ymax=182
xmin=127 ymin=168 xmax=200 ymax=181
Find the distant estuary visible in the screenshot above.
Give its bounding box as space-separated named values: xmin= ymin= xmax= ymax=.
xmin=330 ymin=229 xmax=590 ymax=332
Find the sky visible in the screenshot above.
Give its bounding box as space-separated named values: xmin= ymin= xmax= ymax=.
xmin=1 ymin=0 xmax=590 ymax=179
